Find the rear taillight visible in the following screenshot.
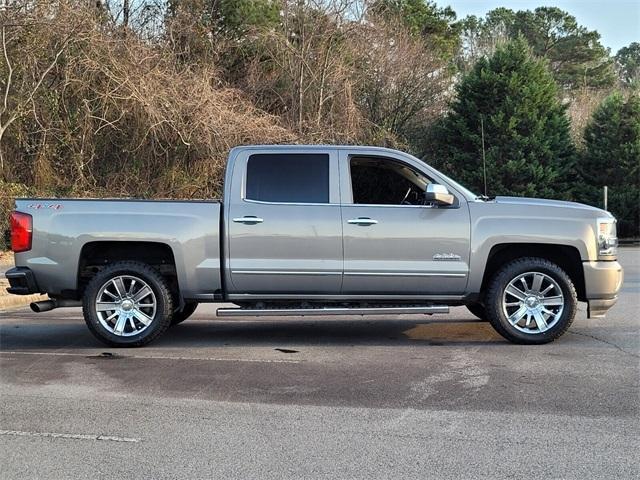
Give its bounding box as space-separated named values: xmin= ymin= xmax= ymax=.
xmin=10 ymin=211 xmax=32 ymax=253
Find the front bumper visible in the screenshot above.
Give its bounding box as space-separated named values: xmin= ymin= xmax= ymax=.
xmin=5 ymin=267 xmax=40 ymax=295
xmin=583 ymin=260 xmax=623 ymax=318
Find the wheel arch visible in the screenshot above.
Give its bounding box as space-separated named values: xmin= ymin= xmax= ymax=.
xmin=77 ymin=241 xmax=179 ymax=300
xmin=479 ymin=243 xmax=586 ymax=301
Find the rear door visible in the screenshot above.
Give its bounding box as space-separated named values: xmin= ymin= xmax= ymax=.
xmin=225 ymin=148 xmax=343 ymax=296
xmin=339 ymin=149 xmax=471 ymax=295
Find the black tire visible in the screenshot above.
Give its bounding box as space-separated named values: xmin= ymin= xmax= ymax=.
xmin=82 ymin=261 xmax=174 ymax=347
xmin=485 ymin=257 xmax=577 ymax=345
xmin=466 ymin=303 xmax=488 ymax=321
xmin=171 ymin=302 xmax=198 ymax=326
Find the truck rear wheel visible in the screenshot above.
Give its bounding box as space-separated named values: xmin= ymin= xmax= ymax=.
xmin=485 ymin=257 xmax=577 ymax=344
xmin=171 ymin=302 xmax=198 ymax=325
xmin=82 ymin=261 xmax=174 ymax=347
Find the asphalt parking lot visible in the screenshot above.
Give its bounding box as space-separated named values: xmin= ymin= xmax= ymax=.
xmin=1 ymin=248 xmax=638 ymax=479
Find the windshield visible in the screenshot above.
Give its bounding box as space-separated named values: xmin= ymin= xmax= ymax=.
xmin=433 ymin=169 xmax=479 ymax=199
xmin=381 ymin=150 xmax=480 ymax=200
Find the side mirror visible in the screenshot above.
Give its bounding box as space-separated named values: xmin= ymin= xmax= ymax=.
xmin=425 ymin=184 xmax=454 ymax=206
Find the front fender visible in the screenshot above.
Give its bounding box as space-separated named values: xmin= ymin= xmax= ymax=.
xmin=467 ymin=203 xmax=596 ymax=293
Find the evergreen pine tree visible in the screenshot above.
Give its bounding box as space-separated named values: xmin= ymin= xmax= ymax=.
xmin=579 ymin=93 xmax=640 ymax=238
xmin=429 ymin=38 xmax=576 ymax=199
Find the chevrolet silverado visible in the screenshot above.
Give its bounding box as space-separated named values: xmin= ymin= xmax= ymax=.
xmin=5 ymin=145 xmax=623 ymax=346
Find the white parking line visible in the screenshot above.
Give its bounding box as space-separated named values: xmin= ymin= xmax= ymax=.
xmin=0 ymin=430 xmax=140 ymax=443
xmin=0 ymin=350 xmax=302 ymax=364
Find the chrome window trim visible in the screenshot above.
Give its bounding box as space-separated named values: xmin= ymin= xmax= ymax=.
xmin=242 ymin=198 xmax=338 ymax=207
xmin=341 ymin=202 xmax=440 ymax=209
xmin=241 ymin=198 xmax=443 ymax=209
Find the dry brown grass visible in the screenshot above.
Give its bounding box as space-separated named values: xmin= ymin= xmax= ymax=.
xmin=0 ymin=252 xmax=47 ymax=311
xmin=1 ymin=2 xmax=296 ymax=202
xmin=0 ymin=2 xmax=302 ymax=247
xmin=0 ymin=251 xmax=13 ymax=265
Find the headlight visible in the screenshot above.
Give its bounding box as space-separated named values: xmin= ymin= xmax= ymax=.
xmin=597 ymin=217 xmax=618 ymax=257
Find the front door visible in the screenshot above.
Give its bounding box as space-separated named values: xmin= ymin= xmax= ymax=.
xmin=226 ymin=149 xmax=343 ymax=296
xmin=339 ymin=150 xmax=471 ymax=295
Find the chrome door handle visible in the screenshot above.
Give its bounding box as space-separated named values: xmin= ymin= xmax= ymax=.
xmin=233 ymin=216 xmax=264 ymax=224
xmin=348 ymin=217 xmax=378 ymax=225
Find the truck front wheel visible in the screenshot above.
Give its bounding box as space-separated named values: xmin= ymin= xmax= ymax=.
xmin=485 ymin=257 xmax=577 ymax=344
xmin=82 ymin=261 xmax=174 ymax=347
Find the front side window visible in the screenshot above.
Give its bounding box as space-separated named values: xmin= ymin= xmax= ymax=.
xmin=246 ymin=153 xmax=330 ymax=203
xmin=350 ymin=157 xmax=431 ymax=205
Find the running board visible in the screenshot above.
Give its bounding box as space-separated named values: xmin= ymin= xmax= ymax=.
xmin=216 ymin=305 xmax=449 ymax=317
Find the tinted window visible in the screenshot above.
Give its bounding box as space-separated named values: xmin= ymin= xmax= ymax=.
xmin=246 ymin=154 xmax=329 ymax=203
xmin=350 ymin=157 xmax=430 ymax=205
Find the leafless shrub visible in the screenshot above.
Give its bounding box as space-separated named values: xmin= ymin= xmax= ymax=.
xmin=566 ymin=89 xmax=610 ymax=145
xmin=352 ymin=16 xmax=453 ymax=147
xmin=240 ymin=1 xmax=370 ymax=143
xmin=1 ymin=1 xmax=295 ymax=201
xmin=238 ymin=1 xmax=451 ymax=147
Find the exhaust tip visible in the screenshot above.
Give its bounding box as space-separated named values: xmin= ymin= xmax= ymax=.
xmin=30 ymin=300 xmax=55 ymax=313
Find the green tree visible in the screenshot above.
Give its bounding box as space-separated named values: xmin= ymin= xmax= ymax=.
xmin=167 ymin=0 xmax=280 ymax=40
xmin=369 ymin=0 xmax=461 ymax=58
xmin=428 ymin=38 xmax=576 ymax=199
xmin=211 ymin=0 xmax=280 ymax=36
xmin=459 ymin=7 xmax=614 ymax=89
xmin=615 ymin=42 xmax=640 ymax=88
xmin=579 ymin=93 xmax=640 ymax=238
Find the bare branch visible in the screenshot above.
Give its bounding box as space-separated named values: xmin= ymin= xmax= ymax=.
xmin=1 ymin=26 xmax=13 ymax=117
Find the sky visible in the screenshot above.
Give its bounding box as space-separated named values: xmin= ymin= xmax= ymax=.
xmin=445 ymin=0 xmax=639 ymax=53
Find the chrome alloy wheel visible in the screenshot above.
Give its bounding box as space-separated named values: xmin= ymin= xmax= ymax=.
xmin=502 ymin=271 xmax=565 ymax=334
xmin=95 ymin=275 xmax=157 ymax=337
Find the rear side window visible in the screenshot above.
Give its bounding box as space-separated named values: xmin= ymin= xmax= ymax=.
xmin=246 ymin=153 xmax=330 ymax=203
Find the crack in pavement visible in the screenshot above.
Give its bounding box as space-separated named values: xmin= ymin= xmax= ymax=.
xmin=0 ymin=350 xmax=302 ymax=364
xmin=568 ymin=331 xmax=640 ymax=359
xmin=0 ymin=430 xmax=141 ymax=443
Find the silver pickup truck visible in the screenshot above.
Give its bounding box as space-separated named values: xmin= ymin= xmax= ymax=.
xmin=6 ymin=145 xmax=623 ymax=346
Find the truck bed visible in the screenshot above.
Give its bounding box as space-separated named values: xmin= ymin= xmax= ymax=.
xmin=12 ymin=198 xmax=223 ymax=301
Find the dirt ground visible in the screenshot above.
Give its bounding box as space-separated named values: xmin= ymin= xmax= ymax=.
xmin=0 ymin=252 xmax=45 ymax=310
